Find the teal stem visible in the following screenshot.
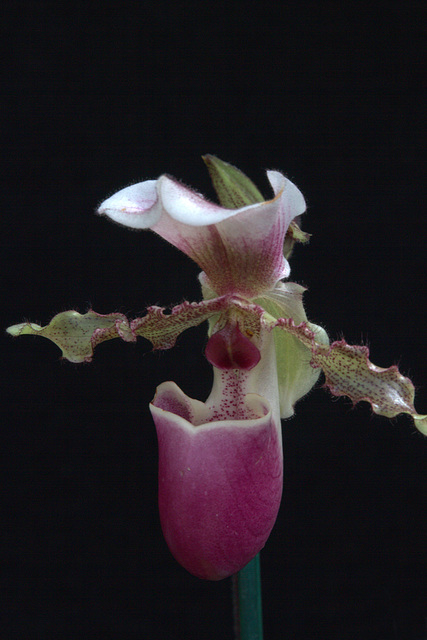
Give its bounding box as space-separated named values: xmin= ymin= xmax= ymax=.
xmin=232 ymin=554 xmax=264 ymax=640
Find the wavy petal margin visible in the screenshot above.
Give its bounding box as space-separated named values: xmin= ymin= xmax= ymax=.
xmin=6 ymin=296 xmax=263 ymax=363
xmin=270 ymin=317 xmax=427 ymax=435
xmin=6 ymin=311 xmax=135 ymax=363
xmin=7 ymin=298 xmax=426 ymax=434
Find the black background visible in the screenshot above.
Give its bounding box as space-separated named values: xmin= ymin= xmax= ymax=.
xmin=2 ymin=2 xmax=426 ymax=639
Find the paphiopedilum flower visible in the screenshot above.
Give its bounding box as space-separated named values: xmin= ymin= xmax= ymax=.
xmin=8 ymin=156 xmax=426 ymax=581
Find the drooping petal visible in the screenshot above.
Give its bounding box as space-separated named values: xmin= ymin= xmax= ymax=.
xmin=269 ymin=317 xmax=427 ymax=435
xmin=131 ymin=297 xmax=235 ymax=349
xmin=6 ymin=311 xmax=135 ymax=363
xmin=98 ymin=170 xmax=306 ymax=297
xmin=150 ymin=331 xmax=283 ymax=580
xmin=313 ymin=339 xmax=427 ymax=435
xmin=6 ymin=296 xmax=266 ymax=363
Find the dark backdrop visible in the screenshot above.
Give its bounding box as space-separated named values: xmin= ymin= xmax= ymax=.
xmin=2 ymin=2 xmax=426 ymax=639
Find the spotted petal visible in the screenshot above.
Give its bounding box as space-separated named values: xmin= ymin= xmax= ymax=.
xmin=6 ymin=311 xmax=135 ymax=363
xmin=6 ymin=296 xmax=265 ymax=364
xmin=269 ymin=318 xmax=427 ymax=435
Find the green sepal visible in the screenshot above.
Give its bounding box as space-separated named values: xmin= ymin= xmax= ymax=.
xmin=202 ymin=155 xmax=265 ymax=208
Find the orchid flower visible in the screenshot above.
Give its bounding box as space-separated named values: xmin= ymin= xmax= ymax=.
xmin=7 ymin=156 xmax=426 ymax=581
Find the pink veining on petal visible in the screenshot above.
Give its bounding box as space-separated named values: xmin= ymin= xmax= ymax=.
xmin=99 ymin=170 xmax=306 ymax=298
xmin=151 ymin=385 xmax=283 ymax=580
xmin=153 ymin=172 xmax=306 ymax=297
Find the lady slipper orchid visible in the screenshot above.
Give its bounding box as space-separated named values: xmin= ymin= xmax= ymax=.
xmin=7 ymin=155 xmax=426 ymax=581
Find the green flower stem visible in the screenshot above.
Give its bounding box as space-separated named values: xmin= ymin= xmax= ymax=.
xmin=232 ymin=554 xmax=264 ymax=640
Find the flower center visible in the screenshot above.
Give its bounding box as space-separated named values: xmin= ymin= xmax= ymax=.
xmin=205 ymin=323 xmax=261 ymax=371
